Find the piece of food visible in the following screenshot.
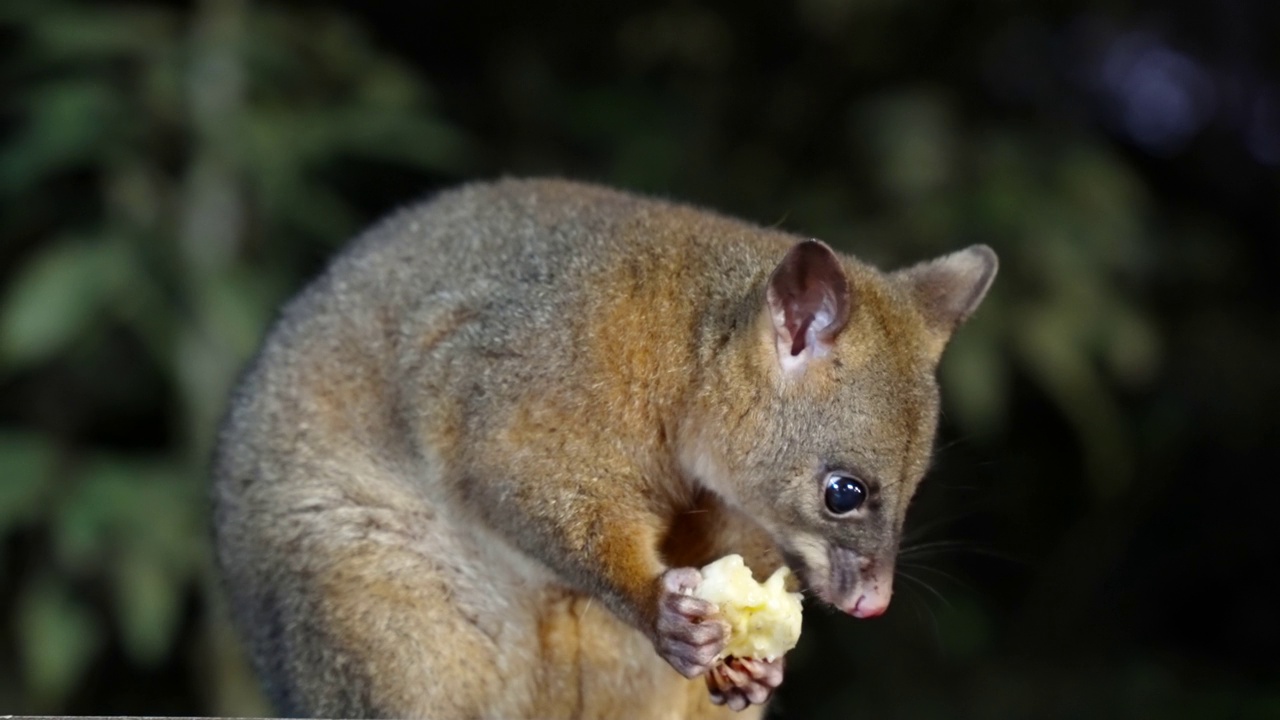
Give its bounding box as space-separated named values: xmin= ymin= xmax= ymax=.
xmin=692 ymin=554 xmax=803 ymax=661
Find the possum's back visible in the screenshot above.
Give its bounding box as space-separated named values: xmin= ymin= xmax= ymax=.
xmin=210 ymin=179 xmax=684 ymax=714
xmin=212 ymin=177 xmax=781 ymax=509
xmin=211 ymin=177 xmax=721 ymax=543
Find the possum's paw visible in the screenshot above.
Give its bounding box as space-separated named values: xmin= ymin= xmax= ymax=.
xmin=706 ymin=656 xmax=785 ymax=712
xmin=654 ymin=567 xmax=730 ymax=678
xmin=693 ymin=554 xmax=803 ymax=661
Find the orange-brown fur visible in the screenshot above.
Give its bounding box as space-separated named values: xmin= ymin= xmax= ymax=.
xmin=212 ymin=178 xmax=995 ymax=718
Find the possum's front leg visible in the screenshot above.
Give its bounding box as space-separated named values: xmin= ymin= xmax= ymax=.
xmin=655 ymin=568 xmax=786 ymax=712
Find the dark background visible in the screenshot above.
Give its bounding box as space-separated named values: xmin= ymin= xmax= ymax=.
xmin=2 ymin=0 xmax=1277 ymax=717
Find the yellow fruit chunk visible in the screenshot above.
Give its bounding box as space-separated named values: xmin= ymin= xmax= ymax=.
xmin=693 ymin=554 xmax=803 ymax=661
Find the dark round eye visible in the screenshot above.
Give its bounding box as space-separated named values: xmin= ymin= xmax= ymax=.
xmin=824 ymin=474 xmax=867 ymax=515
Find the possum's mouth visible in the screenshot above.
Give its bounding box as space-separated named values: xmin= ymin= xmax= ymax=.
xmin=779 ymin=543 xmax=893 ymax=618
xmin=777 ymin=546 xmax=803 ymax=576
xmin=778 ymin=545 xmax=827 ymax=601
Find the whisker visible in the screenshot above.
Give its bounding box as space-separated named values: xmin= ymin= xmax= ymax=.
xmin=898 ymin=561 xmax=976 ymax=595
xmin=903 ymin=587 xmax=942 ymax=654
xmin=900 ymin=538 xmax=980 ymax=553
xmin=930 ymin=435 xmax=972 ymax=456
xmin=932 ymin=483 xmax=990 ymax=494
xmin=899 ymin=538 xmax=1027 ymax=567
xmin=899 ymin=539 xmax=990 ymax=561
xmin=896 ymin=568 xmax=952 ymax=611
xmin=901 ymin=506 xmax=987 ymax=543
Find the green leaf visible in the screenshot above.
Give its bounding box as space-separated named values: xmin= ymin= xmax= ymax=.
xmin=28 ymin=6 xmax=175 ymax=63
xmin=0 ymin=238 xmax=125 ymax=368
xmin=202 ymin=270 xmax=276 ymax=359
xmin=113 ymin=547 xmax=182 ymax=666
xmin=52 ymin=455 xmax=200 ymax=666
xmin=52 ymin=454 xmax=150 ymax=570
xmin=0 ymin=431 xmax=55 ymax=532
xmin=176 ymin=325 xmax=241 ymax=455
xmin=336 ymin=114 xmax=472 ymax=172
xmin=940 ymin=321 xmax=1008 ymax=436
xmin=0 ymin=80 xmax=118 ymax=193
xmin=1014 ymin=306 xmax=1134 ymax=499
xmin=860 ymin=89 xmax=955 ymax=201
xmin=1104 ymin=307 xmax=1161 ymax=386
xmin=16 ymin=575 xmax=104 ymax=709
xmin=51 ymin=473 xmax=112 ymax=573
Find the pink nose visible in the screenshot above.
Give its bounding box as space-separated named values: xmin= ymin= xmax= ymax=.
xmin=849 ymin=593 xmax=890 ymax=618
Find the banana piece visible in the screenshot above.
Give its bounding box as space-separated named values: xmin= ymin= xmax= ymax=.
xmin=693 ymin=554 xmax=803 ymax=661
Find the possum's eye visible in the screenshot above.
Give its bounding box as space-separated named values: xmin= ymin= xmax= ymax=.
xmin=823 ymin=474 xmax=867 ymax=515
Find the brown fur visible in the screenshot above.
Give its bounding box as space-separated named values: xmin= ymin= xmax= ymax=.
xmin=212 ymin=178 xmax=995 ymax=718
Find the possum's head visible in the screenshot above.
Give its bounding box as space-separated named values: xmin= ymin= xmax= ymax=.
xmin=681 ymin=239 xmax=996 ymax=618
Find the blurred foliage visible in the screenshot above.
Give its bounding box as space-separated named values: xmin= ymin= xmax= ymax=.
xmin=0 ymin=0 xmax=466 ymax=713
xmin=2 ymin=0 xmax=1278 ymax=717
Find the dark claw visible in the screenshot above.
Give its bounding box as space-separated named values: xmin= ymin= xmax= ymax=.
xmin=720 ymin=661 xmax=749 ymax=687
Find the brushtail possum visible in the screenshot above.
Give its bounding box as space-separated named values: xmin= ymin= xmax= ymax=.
xmin=212 ymin=178 xmax=997 ymax=719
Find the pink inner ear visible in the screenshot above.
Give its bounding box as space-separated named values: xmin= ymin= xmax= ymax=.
xmin=790 ymin=316 xmax=814 ymax=356
xmin=767 ymin=240 xmax=852 ymax=358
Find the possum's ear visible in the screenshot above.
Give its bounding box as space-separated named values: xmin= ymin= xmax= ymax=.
xmin=895 ymin=244 xmax=998 ymax=346
xmin=766 ymin=240 xmax=853 ymax=374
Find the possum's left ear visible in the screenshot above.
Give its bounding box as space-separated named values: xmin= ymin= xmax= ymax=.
xmin=895 ymin=244 xmax=998 ymax=337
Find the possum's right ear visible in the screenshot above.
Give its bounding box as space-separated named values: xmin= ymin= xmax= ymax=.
xmin=894 ymin=244 xmax=998 ymax=357
xmin=766 ymin=240 xmax=853 ymax=375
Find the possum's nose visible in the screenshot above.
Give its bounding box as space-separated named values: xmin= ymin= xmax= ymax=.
xmin=848 ymin=591 xmax=890 ymax=618
xmin=840 ymin=559 xmax=893 ymax=618
xmin=825 ymin=546 xmax=895 ymax=617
